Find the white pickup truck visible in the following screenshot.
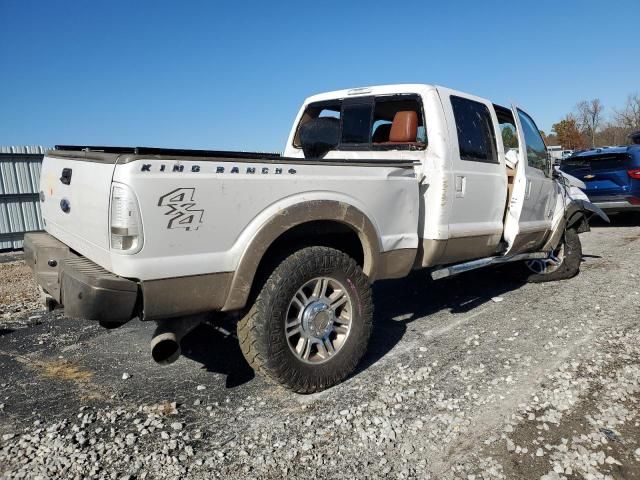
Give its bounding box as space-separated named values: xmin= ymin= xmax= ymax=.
xmin=25 ymin=84 xmax=607 ymax=393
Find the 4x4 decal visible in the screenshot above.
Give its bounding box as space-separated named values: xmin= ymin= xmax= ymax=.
xmin=158 ymin=188 xmax=204 ymax=231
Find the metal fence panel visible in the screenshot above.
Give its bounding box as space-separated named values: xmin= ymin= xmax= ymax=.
xmin=0 ymin=149 xmax=46 ymax=250
xmin=0 ymin=145 xmax=47 ymax=154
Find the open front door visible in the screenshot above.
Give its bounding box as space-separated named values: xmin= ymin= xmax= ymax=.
xmin=503 ymin=104 xmax=555 ymax=254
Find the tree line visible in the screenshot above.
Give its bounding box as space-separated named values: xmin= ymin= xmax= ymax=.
xmin=542 ymin=94 xmax=640 ymax=150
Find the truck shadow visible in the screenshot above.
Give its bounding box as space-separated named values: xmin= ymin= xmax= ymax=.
xmin=181 ymin=320 xmax=256 ymax=389
xmin=354 ymin=267 xmax=526 ymax=375
xmin=180 ymin=266 xmax=527 ymax=390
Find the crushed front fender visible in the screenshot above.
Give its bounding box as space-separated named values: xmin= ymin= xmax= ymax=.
xmin=542 ymin=199 xmax=610 ymax=251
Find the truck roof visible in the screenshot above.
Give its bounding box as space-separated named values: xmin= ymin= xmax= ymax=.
xmin=304 ymin=84 xmax=437 ymax=104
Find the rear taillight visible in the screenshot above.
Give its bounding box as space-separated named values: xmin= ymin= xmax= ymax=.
xmin=110 ymin=183 xmax=143 ymax=253
xmin=627 ymin=169 xmax=640 ymax=179
xmin=626 ymin=196 xmax=640 ymax=206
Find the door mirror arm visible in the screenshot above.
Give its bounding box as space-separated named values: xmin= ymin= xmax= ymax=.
xmin=545 ymin=153 xmax=557 ymax=178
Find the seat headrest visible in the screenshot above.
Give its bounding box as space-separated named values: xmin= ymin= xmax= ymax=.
xmin=389 ymin=111 xmax=418 ymax=143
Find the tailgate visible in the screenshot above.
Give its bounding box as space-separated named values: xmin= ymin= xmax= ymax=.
xmin=561 ymin=153 xmax=633 ymax=197
xmin=40 ymin=153 xmax=116 ymax=268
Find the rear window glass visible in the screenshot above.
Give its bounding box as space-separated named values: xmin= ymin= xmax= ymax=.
xmin=293 ymin=94 xmax=426 ymax=152
xmin=293 ymin=101 xmax=341 ymax=147
xmin=341 ymin=104 xmax=372 ymax=144
xmin=371 ymin=97 xmax=426 ymax=146
xmin=451 ymin=96 xmax=498 ymax=163
xmin=319 ymin=109 xmax=340 ymax=119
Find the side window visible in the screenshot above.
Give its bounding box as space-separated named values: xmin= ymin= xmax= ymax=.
xmin=451 ymin=96 xmax=498 ymax=164
xmin=517 ymin=109 xmax=547 ymax=171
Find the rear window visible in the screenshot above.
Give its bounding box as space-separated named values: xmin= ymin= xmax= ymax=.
xmin=341 ymin=103 xmax=372 ymax=144
xmin=293 ymin=94 xmax=426 ymax=152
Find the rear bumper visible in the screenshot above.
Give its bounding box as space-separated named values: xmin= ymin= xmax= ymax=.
xmin=24 ymin=232 xmax=138 ymax=323
xmin=591 ymin=197 xmax=640 ymax=213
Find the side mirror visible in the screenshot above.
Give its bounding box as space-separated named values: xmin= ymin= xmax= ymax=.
xmin=299 ymin=117 xmax=340 ymax=158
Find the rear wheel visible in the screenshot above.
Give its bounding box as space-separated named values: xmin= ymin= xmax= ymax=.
xmin=521 ymin=228 xmax=582 ymax=283
xmin=238 ymin=246 xmax=373 ymax=393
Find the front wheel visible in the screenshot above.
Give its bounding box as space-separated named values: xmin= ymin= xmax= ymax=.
xmin=521 ymin=228 xmax=582 ymax=283
xmin=238 ymin=246 xmax=373 ymax=393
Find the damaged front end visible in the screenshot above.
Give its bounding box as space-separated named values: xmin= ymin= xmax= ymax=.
xmin=543 ymin=171 xmax=610 ymax=252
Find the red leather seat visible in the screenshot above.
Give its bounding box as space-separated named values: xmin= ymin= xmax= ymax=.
xmin=384 ymin=111 xmax=418 ymax=144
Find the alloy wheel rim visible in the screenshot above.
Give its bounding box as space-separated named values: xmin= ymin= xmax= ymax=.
xmin=525 ymin=243 xmax=565 ymax=275
xmin=285 ymin=277 xmax=352 ymax=364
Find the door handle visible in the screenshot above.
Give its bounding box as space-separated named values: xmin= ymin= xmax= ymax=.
xmin=455 ymin=175 xmax=466 ymax=198
xmin=525 ymin=180 xmax=532 ymax=199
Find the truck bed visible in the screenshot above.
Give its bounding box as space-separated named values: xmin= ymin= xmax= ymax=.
xmin=55 ymin=145 xmax=283 ymax=161
xmin=53 ymin=145 xmax=418 ymax=168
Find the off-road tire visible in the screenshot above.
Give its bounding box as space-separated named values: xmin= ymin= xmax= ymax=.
xmin=523 ymin=228 xmax=582 ymax=283
xmin=238 ymin=246 xmax=373 ymax=393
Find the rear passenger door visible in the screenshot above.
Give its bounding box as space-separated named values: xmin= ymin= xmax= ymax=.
xmin=444 ymin=93 xmax=508 ymax=262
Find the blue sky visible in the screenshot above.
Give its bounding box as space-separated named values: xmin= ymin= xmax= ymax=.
xmin=1 ymin=0 xmax=638 ymax=151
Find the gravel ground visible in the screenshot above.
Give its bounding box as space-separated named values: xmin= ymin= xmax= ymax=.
xmin=0 ymin=220 xmax=639 ymax=479
xmin=0 ymin=255 xmax=41 ymax=323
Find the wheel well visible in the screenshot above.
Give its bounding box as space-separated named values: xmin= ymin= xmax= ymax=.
xmin=567 ymin=211 xmax=590 ymax=233
xmin=250 ymin=220 xmax=365 ymax=299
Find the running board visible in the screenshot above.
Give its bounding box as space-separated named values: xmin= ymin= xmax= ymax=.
xmin=430 ymin=252 xmax=548 ymax=280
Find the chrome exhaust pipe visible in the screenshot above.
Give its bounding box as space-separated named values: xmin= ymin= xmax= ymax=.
xmin=150 ymin=317 xmax=203 ymax=365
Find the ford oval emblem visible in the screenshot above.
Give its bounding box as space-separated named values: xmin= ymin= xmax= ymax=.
xmin=60 ymin=198 xmax=71 ymax=214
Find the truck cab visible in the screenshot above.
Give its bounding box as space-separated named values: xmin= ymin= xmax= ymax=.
xmin=284 ymin=84 xmax=560 ymax=264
